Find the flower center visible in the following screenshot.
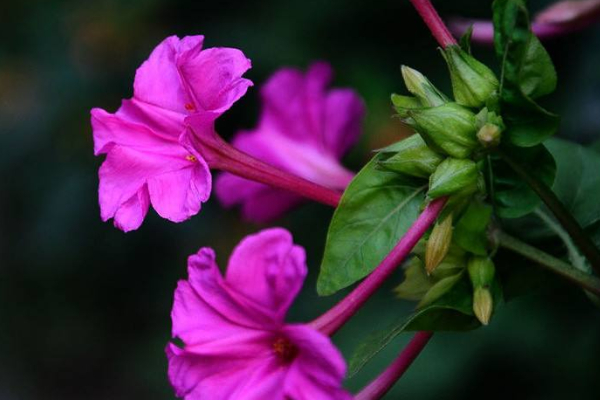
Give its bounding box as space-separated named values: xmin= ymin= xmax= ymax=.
xmin=186 ymin=155 xmax=197 ymax=162
xmin=272 ymin=337 xmax=298 ymax=363
xmin=184 ymin=103 xmax=196 ymax=111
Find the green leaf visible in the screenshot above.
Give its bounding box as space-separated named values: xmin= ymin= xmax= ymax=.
xmin=502 ymin=103 xmax=560 ymax=147
xmin=348 ymin=277 xmax=479 ymax=377
xmin=317 ymin=156 xmax=426 ymax=295
xmin=492 ymin=0 xmax=559 ymax=147
xmin=454 ymin=200 xmax=493 ymax=255
xmin=490 ymin=143 xmax=556 ymax=218
xmin=507 ymin=138 xmax=600 ymax=236
xmin=493 ymin=0 xmax=557 ymax=100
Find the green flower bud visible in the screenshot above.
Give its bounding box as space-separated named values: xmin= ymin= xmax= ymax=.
xmin=418 ymin=272 xmax=463 ymax=308
xmin=378 ymin=134 xmax=445 ymax=178
xmin=477 ymin=123 xmax=502 ymax=148
xmin=407 ymin=103 xmax=479 ymax=159
xmin=442 ymin=45 xmax=499 ymax=108
xmin=473 ymin=286 xmax=493 ymax=325
xmin=428 ymin=158 xmax=479 ymax=199
xmin=425 ymin=213 xmax=453 ymax=274
xmin=401 ymin=66 xmax=449 ymax=107
xmin=475 ymin=108 xmax=504 ymax=148
xmin=391 ymin=94 xmax=423 ymax=119
xmin=395 ymin=257 xmax=431 ymax=301
xmin=467 ymin=256 xmax=495 ymax=288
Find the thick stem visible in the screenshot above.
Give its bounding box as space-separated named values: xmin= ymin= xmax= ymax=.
xmin=355 ymin=331 xmax=433 ymax=400
xmin=309 ymin=197 xmax=447 ymax=336
xmin=199 ymin=131 xmax=342 ymax=207
xmin=409 ymin=0 xmax=457 ymax=48
xmin=497 ymin=149 xmax=600 ymax=275
xmin=495 ymin=230 xmax=600 ymax=296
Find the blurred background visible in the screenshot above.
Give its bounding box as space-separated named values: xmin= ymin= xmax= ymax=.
xmin=1 ymin=0 xmax=599 ymax=399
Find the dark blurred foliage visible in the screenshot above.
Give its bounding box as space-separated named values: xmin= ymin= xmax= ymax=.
xmin=1 ymin=0 xmax=599 ymax=399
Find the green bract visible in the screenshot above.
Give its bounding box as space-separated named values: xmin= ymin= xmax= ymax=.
xmin=428 ymin=158 xmax=479 ymax=199
xmin=378 ymin=134 xmax=445 ymax=178
xmin=407 ymin=103 xmax=479 ymax=159
xmin=401 ymin=65 xmax=449 ymax=107
xmin=442 ymin=45 xmax=499 ymax=108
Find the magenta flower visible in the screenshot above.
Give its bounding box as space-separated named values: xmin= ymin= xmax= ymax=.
xmin=214 ymin=62 xmax=365 ymax=222
xmin=166 ymin=228 xmax=351 ymax=400
xmin=91 ymin=35 xmax=252 ymax=231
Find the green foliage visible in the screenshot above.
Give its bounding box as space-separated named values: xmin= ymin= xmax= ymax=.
xmin=317 ymin=156 xmax=426 ymax=295
xmin=490 ymin=144 xmax=556 ymax=218
xmin=349 ymin=277 xmax=479 ymax=377
xmin=454 ymin=200 xmax=493 ymax=255
xmin=507 ymin=139 xmax=600 ymax=238
xmin=492 ymin=0 xmax=559 ymax=147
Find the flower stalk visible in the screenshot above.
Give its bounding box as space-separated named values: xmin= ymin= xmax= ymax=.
xmin=196 ymin=129 xmax=343 ymax=207
xmin=309 ymin=197 xmax=447 ymax=336
xmin=409 ymin=0 xmax=457 ymax=48
xmin=355 ymin=332 xmax=433 ymax=400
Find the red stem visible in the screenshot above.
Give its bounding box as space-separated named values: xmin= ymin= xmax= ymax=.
xmin=409 ymin=0 xmax=457 ymax=48
xmin=199 ymin=131 xmax=342 ymax=207
xmin=355 ymin=332 xmax=434 ymax=400
xmin=309 ymin=197 xmax=447 ymax=336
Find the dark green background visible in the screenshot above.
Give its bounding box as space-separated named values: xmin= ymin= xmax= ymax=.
xmin=1 ymin=0 xmax=599 ymax=398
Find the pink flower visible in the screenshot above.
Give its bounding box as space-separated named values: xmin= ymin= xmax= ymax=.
xmin=166 ymin=228 xmax=351 ymax=400
xmin=91 ymin=35 xmax=252 ymax=231
xmin=215 ymin=62 xmax=365 ymax=222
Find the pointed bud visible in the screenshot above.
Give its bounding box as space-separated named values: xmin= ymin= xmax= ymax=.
xmin=442 ymin=45 xmax=499 ymax=108
xmin=428 ymin=158 xmax=479 ymax=199
xmin=379 ymin=134 xmax=445 ymax=178
xmin=477 ymin=123 xmax=502 ymax=148
xmin=425 ymin=214 xmax=453 ymax=274
xmin=467 ymin=256 xmax=495 ymax=288
xmin=473 ymin=286 xmax=493 ymax=325
xmin=401 ymin=66 xmax=449 ymax=107
xmin=407 ymin=103 xmax=479 ymax=159
xmin=391 ymin=94 xmax=423 ymax=119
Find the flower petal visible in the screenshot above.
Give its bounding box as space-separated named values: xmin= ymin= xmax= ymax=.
xmin=324 ymin=88 xmax=365 ymax=158
xmin=133 ymin=35 xmax=204 ymax=113
xmin=98 ymin=145 xmax=205 ymax=230
xmin=283 ymin=325 xmax=350 ymax=400
xmin=167 ymin=344 xmax=286 ymax=400
xmin=225 ymin=228 xmax=307 ymax=320
xmin=147 ymin=159 xmax=211 ymax=223
xmin=111 ymin=188 xmax=150 ymax=232
xmin=172 ymin=248 xmax=278 ymax=345
xmin=216 ymin=173 xmax=303 ymax=223
xmin=259 ymin=62 xmax=332 ymax=149
xmin=178 ymin=47 xmax=253 ymax=114
xmin=91 ymin=101 xmax=183 ymax=156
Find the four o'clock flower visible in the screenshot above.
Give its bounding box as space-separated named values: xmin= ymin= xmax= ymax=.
xmin=166 ymin=228 xmax=351 ymax=400
xmin=214 ymin=62 xmax=365 ymax=222
xmin=91 ymin=35 xmax=252 ymax=231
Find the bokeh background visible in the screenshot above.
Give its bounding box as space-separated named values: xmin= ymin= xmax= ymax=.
xmin=1 ymin=0 xmax=599 ymax=399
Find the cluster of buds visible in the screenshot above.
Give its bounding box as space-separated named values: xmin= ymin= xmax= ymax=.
xmin=385 ymin=45 xmax=503 ymax=326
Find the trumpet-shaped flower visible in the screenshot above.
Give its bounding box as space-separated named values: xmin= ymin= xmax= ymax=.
xmin=91 ymin=35 xmax=252 ymax=231
xmin=166 ymin=228 xmax=350 ymax=400
xmin=215 ymin=62 xmax=364 ymax=222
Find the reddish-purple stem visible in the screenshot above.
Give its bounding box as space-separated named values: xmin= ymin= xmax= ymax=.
xmin=309 ymin=197 xmax=447 ymax=336
xmin=199 ymin=131 xmax=342 ymax=207
xmin=409 ymin=0 xmax=457 ymax=48
xmin=355 ymin=332 xmax=434 ymax=400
